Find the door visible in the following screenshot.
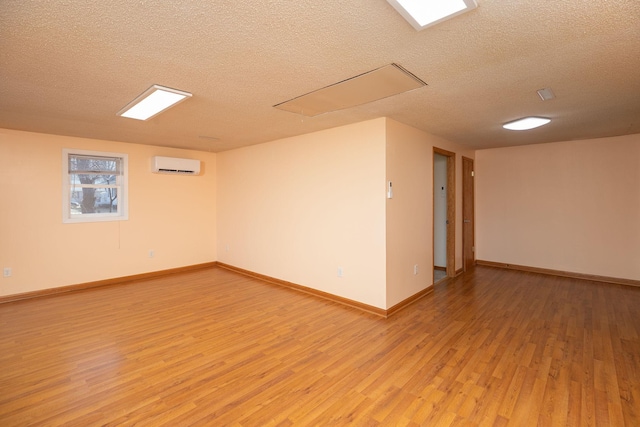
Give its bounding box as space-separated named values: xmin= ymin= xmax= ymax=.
xmin=462 ymin=156 xmax=475 ymax=271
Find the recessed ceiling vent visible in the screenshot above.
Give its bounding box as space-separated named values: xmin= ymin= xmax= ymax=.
xmin=536 ymin=88 xmax=556 ymax=101
xmin=274 ymin=63 xmax=427 ymax=117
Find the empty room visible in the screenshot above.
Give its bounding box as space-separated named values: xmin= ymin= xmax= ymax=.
xmin=1 ymin=1 xmax=639 ymax=425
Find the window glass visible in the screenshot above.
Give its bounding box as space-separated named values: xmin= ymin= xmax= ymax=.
xmin=63 ymin=150 xmax=128 ymax=223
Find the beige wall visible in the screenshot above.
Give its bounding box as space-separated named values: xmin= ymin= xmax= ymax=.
xmin=4 ymin=122 xmax=637 ymax=306
xmin=385 ymin=119 xmax=475 ymax=307
xmin=0 ymin=129 xmax=217 ymax=296
xmin=476 ymin=134 xmax=640 ymax=281
xmin=216 ymin=119 xmax=388 ymax=308
xmin=2 ymin=118 xmax=478 ymax=308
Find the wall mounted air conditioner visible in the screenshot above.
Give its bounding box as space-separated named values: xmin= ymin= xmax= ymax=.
xmin=151 ymin=156 xmax=201 ymax=175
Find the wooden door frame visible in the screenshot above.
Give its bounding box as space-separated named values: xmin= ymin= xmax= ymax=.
xmin=433 ymin=147 xmax=455 ymax=278
xmin=462 ymin=156 xmax=475 ymax=271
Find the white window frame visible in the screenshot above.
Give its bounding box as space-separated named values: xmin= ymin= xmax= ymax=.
xmin=62 ymin=148 xmax=129 ymax=223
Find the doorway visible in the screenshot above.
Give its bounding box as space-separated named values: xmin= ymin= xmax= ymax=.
xmin=433 ymin=148 xmax=455 ymax=283
xmin=462 ymin=157 xmax=475 ymax=271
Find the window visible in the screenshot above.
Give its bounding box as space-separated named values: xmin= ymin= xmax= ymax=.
xmin=63 ymin=149 xmax=128 ymax=223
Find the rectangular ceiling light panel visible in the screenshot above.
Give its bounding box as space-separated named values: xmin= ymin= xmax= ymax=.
xmin=274 ymin=64 xmax=426 ymax=117
xmin=117 ymin=85 xmax=192 ymax=121
xmin=387 ymin=0 xmax=478 ymax=31
xmin=503 ymin=117 xmax=551 ymax=131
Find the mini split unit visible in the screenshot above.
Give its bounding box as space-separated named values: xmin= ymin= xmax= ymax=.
xmin=151 ymin=156 xmax=201 ymax=175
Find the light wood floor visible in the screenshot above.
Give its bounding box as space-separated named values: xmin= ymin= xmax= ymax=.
xmin=1 ymin=266 xmax=639 ymax=426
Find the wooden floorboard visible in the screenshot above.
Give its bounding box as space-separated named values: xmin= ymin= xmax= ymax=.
xmin=1 ymin=266 xmax=639 ymax=426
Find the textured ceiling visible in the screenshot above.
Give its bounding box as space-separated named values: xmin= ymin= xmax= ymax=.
xmin=1 ymin=0 xmax=639 ymax=152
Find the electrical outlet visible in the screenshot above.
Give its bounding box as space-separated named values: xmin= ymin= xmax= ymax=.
xmin=3 ymin=267 xmax=12 ymax=278
xmin=414 ymin=264 xmax=419 ymax=275
xmin=337 ymin=267 xmax=343 ymax=278
xmin=149 ymin=250 xmax=155 ymax=258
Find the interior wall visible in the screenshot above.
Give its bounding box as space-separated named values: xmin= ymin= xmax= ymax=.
xmin=433 ymin=154 xmax=447 ymax=268
xmin=0 ymin=128 xmax=217 ymax=297
xmin=1 ymin=117 xmax=478 ymax=308
xmin=216 ymin=119 xmax=388 ymax=308
xmin=476 ymin=133 xmax=640 ymax=281
xmin=385 ymin=119 xmax=475 ymax=308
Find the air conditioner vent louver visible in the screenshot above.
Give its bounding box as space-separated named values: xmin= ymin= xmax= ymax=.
xmin=152 ymin=156 xmax=200 ymax=175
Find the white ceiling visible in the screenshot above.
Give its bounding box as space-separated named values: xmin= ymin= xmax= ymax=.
xmin=1 ymin=0 xmax=639 ymax=152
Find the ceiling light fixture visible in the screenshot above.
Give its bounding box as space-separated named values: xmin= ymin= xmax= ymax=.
xmin=117 ymin=85 xmax=192 ymax=121
xmin=503 ymin=117 xmax=551 ymax=131
xmin=386 ymin=0 xmax=478 ymax=31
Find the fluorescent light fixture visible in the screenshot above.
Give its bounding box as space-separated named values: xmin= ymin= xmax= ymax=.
xmin=117 ymin=85 xmax=192 ymax=120
xmin=503 ymin=117 xmax=551 ymax=131
xmin=387 ymin=0 xmax=478 ymax=31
